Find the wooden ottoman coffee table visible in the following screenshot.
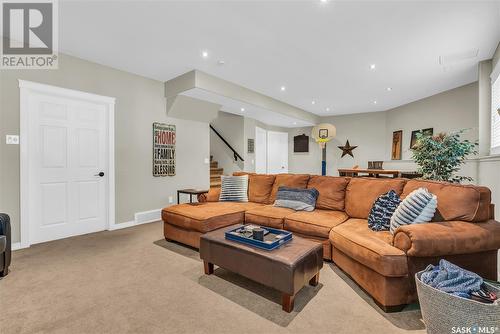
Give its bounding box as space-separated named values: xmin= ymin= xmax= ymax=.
xmin=199 ymin=224 xmax=323 ymax=312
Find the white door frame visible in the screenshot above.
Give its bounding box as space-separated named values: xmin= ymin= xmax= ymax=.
xmin=19 ymin=80 xmax=116 ymax=248
xmin=255 ymin=126 xmax=267 ymax=174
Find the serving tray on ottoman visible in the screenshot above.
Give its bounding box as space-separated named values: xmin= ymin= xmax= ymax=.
xmin=200 ymin=224 xmax=323 ymax=312
xmin=225 ymin=225 xmax=292 ymax=250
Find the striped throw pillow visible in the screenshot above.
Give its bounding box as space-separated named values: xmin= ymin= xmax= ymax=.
xmin=390 ymin=187 xmax=437 ymax=234
xmin=219 ymin=175 xmax=249 ymax=202
xmin=274 ymin=187 xmax=319 ymax=211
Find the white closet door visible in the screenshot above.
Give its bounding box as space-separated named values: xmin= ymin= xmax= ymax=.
xmin=28 ymin=92 xmax=108 ymax=244
xmin=267 ymin=131 xmax=288 ymax=174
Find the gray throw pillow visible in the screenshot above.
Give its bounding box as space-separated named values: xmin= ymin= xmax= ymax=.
xmin=274 ymin=186 xmax=319 ymax=211
xmin=219 ymin=175 xmax=249 ymax=202
xmin=390 ymin=187 xmax=437 ymax=234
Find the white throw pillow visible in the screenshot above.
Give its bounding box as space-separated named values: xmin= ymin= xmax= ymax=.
xmin=219 ymin=175 xmax=249 ymax=202
xmin=390 ymin=187 xmax=437 ymax=234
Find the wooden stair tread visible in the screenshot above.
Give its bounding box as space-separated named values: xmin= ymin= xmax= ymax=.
xmin=209 ymin=157 xmax=222 ymax=187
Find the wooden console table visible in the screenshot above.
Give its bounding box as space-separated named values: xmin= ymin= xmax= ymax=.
xmin=338 ymin=168 xmax=400 ymax=178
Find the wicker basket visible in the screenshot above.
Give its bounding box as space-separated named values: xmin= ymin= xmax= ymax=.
xmin=415 ymin=271 xmax=500 ymax=334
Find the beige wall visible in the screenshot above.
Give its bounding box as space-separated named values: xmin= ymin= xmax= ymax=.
xmin=288 ymin=111 xmax=387 ymax=175
xmin=0 ymin=54 xmax=210 ymax=243
xmin=210 ymin=111 xmax=245 ymax=175
xmin=288 ymin=83 xmax=479 ymax=180
xmin=385 ymin=82 xmax=478 ymax=161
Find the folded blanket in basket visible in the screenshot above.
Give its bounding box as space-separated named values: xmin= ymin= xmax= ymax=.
xmin=421 ymin=259 xmax=483 ymax=299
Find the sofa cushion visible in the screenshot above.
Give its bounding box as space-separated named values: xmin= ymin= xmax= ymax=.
xmin=345 ymin=178 xmax=406 ymax=219
xmin=245 ymin=205 xmax=295 ymax=229
xmin=307 ymin=176 xmax=349 ymax=211
xmin=162 ymin=202 xmax=262 ymax=233
xmin=401 ymin=180 xmax=491 ymax=222
xmin=330 ymin=218 xmax=408 ymax=277
xmin=248 ymin=174 xmax=276 ymax=204
xmin=269 ymin=174 xmax=310 ymax=203
xmin=198 ymin=187 xmax=221 ymax=202
xmin=284 ymin=209 xmax=349 ymax=238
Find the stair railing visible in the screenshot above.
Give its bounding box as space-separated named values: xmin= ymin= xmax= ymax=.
xmin=209 ymin=125 xmax=244 ymax=162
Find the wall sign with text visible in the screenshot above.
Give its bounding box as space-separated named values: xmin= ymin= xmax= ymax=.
xmin=153 ymin=122 xmax=176 ymax=176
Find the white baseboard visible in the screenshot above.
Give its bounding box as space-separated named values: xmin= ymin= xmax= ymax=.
xmin=108 ymin=220 xmax=135 ymax=231
xmin=12 ymin=209 xmax=162 ymax=250
xmin=11 ymin=242 xmax=24 ymax=251
xmin=109 ymin=209 xmax=161 ymax=231
xmin=135 ymin=208 xmax=161 ymax=225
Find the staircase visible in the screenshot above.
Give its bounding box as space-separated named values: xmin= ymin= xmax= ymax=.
xmin=210 ymin=156 xmax=223 ymax=188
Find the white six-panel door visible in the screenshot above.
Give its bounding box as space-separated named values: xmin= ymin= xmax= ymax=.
xmin=23 ymin=83 xmax=112 ymax=244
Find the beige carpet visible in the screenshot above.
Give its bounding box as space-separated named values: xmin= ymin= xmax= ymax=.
xmin=0 ymin=222 xmax=426 ymax=334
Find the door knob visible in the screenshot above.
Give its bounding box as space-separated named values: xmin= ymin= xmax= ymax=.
xmin=95 ymin=172 xmax=105 ymax=177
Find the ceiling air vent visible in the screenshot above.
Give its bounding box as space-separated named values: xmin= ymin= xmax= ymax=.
xmin=439 ymin=48 xmax=479 ymax=66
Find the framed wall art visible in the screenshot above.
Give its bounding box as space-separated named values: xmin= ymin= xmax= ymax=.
xmin=391 ymin=130 xmax=403 ymax=160
xmin=410 ymin=128 xmax=433 ymax=149
xmin=153 ymin=122 xmax=176 ymax=176
xmin=293 ymin=134 xmax=309 ymax=153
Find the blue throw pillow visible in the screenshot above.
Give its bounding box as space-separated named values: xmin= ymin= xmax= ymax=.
xmin=274 ymin=187 xmax=319 ymax=211
xmin=368 ymin=190 xmax=401 ymax=231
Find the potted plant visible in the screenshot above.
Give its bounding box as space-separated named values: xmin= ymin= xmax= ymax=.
xmin=411 ymin=129 xmax=478 ymax=183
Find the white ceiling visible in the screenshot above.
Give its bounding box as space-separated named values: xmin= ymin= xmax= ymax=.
xmin=59 ymin=1 xmax=500 ymax=117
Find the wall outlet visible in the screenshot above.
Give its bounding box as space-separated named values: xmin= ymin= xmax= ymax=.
xmin=6 ymin=135 xmax=19 ymax=145
xmin=168 ymin=196 xmax=173 ymax=204
xmin=204 ymin=157 xmax=210 ymax=164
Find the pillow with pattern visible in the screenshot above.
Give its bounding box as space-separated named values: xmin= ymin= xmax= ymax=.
xmin=219 ymin=175 xmax=249 ymax=202
xmin=274 ymin=187 xmax=319 ymax=211
xmin=390 ymin=187 xmax=437 ymax=234
xmin=367 ymin=190 xmax=401 ymax=231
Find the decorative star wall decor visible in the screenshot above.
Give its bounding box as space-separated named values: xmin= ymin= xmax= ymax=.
xmin=338 ymin=140 xmax=357 ymax=158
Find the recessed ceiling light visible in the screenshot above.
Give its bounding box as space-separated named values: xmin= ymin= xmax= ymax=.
xmin=293 ymin=122 xmax=297 ymax=125
xmin=280 ymin=86 xmax=286 ymax=91
xmin=369 ymin=64 xmax=376 ymax=70
xmin=326 ymin=107 xmax=330 ymax=112
xmin=386 ymin=87 xmax=392 ymax=91
xmin=320 ymin=0 xmax=329 ymax=3
xmin=240 ymin=107 xmax=245 ymax=112
xmin=373 ymin=100 xmax=378 ymax=104
xmin=201 ymin=50 xmax=208 ymax=58
xmin=311 ymin=100 xmax=316 ymax=105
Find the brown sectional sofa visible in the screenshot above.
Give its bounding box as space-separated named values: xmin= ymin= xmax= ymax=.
xmin=162 ymin=173 xmax=500 ymax=311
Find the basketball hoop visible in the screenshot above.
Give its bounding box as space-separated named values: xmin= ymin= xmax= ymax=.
xmin=311 ymin=123 xmax=336 ymax=175
xmin=312 ymin=123 xmax=336 ymax=146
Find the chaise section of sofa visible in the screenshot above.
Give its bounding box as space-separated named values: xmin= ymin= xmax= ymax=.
xmin=162 ymin=200 xmax=263 ymax=248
